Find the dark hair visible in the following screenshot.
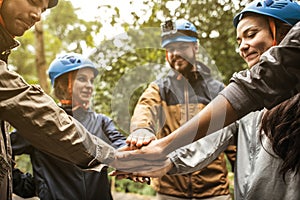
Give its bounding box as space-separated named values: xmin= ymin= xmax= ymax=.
xmin=53 ymin=70 xmax=77 ymax=101
xmin=272 ymin=18 xmax=293 ymax=44
xmin=261 ymin=93 xmax=300 ymax=178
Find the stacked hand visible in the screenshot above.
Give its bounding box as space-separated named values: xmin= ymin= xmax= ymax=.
xmin=109 ymin=129 xmax=174 ymax=182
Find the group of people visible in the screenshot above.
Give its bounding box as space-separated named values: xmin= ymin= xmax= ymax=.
xmin=0 ymin=0 xmax=299 ymax=200
xmin=114 ymin=1 xmax=300 ymax=200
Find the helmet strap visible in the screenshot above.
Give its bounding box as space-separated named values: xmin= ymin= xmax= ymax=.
xmin=67 ymin=72 xmax=73 ymax=98
xmin=59 ymin=73 xmax=74 ymax=106
xmin=165 ymin=50 xmax=169 ymax=64
xmin=72 ymin=101 xmax=90 ymax=111
xmin=60 ymin=99 xmax=72 ymax=105
xmin=268 ymin=17 xmax=277 ymax=46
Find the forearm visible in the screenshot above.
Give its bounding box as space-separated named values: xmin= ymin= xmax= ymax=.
xmin=168 ymin=125 xmax=235 ymax=175
xmin=160 ymin=95 xmax=237 ymax=155
xmin=10 ymin=103 xmax=115 ymax=167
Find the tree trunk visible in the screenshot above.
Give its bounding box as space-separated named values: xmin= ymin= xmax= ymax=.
xmin=35 ymin=21 xmax=50 ymax=94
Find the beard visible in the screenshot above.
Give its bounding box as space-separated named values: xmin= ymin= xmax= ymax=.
xmin=169 ymin=55 xmax=195 ymax=76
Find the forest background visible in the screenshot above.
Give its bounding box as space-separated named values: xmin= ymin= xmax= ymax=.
xmin=11 ymin=0 xmax=251 ymax=198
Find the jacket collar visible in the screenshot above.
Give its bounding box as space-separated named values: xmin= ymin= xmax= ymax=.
xmin=0 ymin=25 xmax=19 ymax=63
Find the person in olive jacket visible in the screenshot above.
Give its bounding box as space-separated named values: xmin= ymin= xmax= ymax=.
xmin=0 ymin=1 xmax=115 ymax=199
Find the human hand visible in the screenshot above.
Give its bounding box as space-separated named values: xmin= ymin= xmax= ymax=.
xmin=112 ymin=173 xmax=151 ymax=184
xmin=109 ymin=138 xmax=170 ymax=173
xmin=126 ymin=129 xmax=157 ymax=149
xmin=109 ymin=157 xmax=173 ymax=178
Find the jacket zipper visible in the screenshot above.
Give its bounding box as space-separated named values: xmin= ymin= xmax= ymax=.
xmin=184 ymin=80 xmax=189 ymax=122
xmin=184 ymin=80 xmax=193 ymax=197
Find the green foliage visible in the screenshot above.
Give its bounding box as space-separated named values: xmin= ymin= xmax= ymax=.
xmin=150 ymin=0 xmax=249 ymax=83
xmin=45 ymin=0 xmax=101 ymax=53
xmin=114 ymin=178 xmax=156 ymax=196
xmin=15 ymin=155 xmax=33 ymax=174
xmin=89 ymin=1 xmax=250 ymax=131
xmin=10 ymin=0 xmax=101 ymax=85
xmin=90 ymin=27 xmax=166 ymax=134
xmin=9 ymin=32 xmax=37 ymax=83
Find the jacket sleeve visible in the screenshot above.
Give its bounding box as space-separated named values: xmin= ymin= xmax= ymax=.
xmin=10 ymin=131 xmax=36 ymax=198
xmin=130 ymin=82 xmax=162 ymax=134
xmin=100 ymin=115 xmax=127 ymax=149
xmin=220 ymin=21 xmax=300 ymax=118
xmin=12 ymin=168 xmax=36 ymax=198
xmin=168 ymin=122 xmax=238 ymax=175
xmin=0 ymin=61 xmax=115 ymax=168
xmin=10 ymin=130 xmax=33 ymax=155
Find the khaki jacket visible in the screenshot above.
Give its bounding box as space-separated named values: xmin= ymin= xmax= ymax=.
xmin=131 ymin=64 xmax=236 ymax=198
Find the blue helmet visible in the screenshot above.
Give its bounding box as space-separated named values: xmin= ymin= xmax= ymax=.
xmin=233 ymin=0 xmax=300 ymax=28
xmin=48 ymin=53 xmax=99 ymax=86
xmin=161 ymin=19 xmax=199 ymax=48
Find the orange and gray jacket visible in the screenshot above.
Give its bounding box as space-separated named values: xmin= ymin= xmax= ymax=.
xmin=0 ymin=25 xmax=115 ymax=200
xmin=131 ymin=62 xmax=236 ymax=198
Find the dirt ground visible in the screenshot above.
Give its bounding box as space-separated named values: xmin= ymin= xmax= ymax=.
xmin=13 ymin=192 xmax=156 ymax=200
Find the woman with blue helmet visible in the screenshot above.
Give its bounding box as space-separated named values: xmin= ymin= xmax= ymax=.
xmin=48 ymin=53 xmax=99 ymax=109
xmin=234 ymin=0 xmax=300 ymax=174
xmin=11 ymin=53 xmax=127 ymax=200
xmin=162 ymin=3 xmax=300 ymax=200
xmin=112 ymin=1 xmax=300 ymax=199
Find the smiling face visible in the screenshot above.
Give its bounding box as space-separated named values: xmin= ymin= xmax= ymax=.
xmin=1 ymin=0 xmax=49 ymax=36
xmin=72 ymin=68 xmax=95 ymax=106
xmin=165 ymin=41 xmax=198 ymax=75
xmin=236 ymin=14 xmax=273 ymax=68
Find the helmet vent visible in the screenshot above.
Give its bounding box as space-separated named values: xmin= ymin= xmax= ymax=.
xmin=233 ymin=0 xmax=300 ymax=28
xmin=270 ymin=2 xmax=288 ymax=9
xmin=184 ymin=23 xmax=191 ymax=29
xmin=265 ymin=0 xmax=273 ymax=6
xmin=67 ymin=56 xmax=77 ymax=64
xmin=60 ymin=60 xmax=70 ymax=65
